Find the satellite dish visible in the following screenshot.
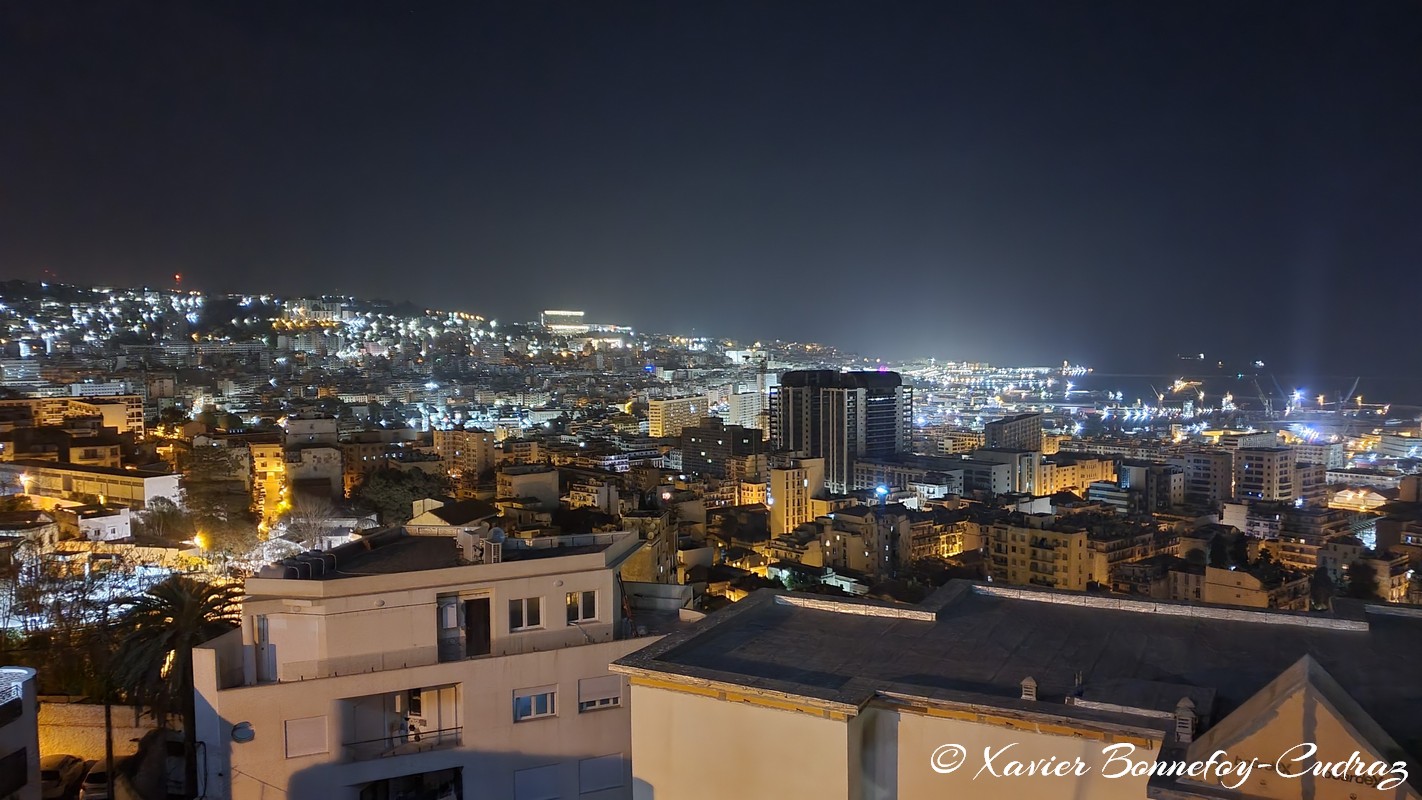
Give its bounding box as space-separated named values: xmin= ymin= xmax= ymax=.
xmin=231 ymin=722 xmax=255 ymax=743
xmin=489 ymin=527 xmax=506 ymax=543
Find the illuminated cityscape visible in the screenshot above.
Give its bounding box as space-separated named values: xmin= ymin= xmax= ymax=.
xmin=3 ymin=2 xmax=1421 ymax=799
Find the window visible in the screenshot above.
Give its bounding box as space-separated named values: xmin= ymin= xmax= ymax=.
xmin=509 ymin=597 xmax=542 ymax=631
xmin=578 ymin=675 xmax=622 ymax=712
xmin=514 ymin=687 xmax=557 ymax=722
xmin=566 ymin=591 xmax=596 ymax=623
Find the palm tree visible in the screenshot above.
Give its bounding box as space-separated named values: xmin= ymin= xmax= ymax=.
xmin=110 ymin=575 xmax=241 ymax=800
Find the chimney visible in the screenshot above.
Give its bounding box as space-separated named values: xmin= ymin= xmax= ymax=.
xmin=1020 ymin=676 xmax=1037 ymax=701
xmin=1175 ymin=698 xmax=1196 ymax=743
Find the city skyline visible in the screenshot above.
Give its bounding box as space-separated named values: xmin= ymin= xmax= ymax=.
xmin=4 ymin=2 xmax=1420 ymax=373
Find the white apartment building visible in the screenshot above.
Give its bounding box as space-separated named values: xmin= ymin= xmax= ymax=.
xmin=194 ymin=527 xmax=675 ymax=800
xmin=0 ymin=666 xmax=40 ymax=800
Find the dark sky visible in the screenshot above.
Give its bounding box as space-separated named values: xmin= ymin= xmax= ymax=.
xmin=3 ymin=1 xmax=1420 ymax=371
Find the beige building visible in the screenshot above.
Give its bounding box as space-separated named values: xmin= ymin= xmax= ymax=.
xmin=1037 ymin=454 xmax=1116 ymax=496
xmin=0 ymin=395 xmax=144 ymax=437
xmin=434 ymin=428 xmax=496 ymax=485
xmin=614 ymin=584 xmax=1422 ymax=800
xmin=768 ymin=457 xmax=824 ymax=536
xmin=250 ymin=441 xmax=286 ymax=523
xmin=496 ymin=465 xmax=561 ymax=509
xmin=194 ymin=527 xmax=675 ymax=800
xmin=1235 ymin=447 xmax=1296 ymax=502
xmin=985 ymin=514 xmax=1092 ymax=590
xmin=1199 ymin=565 xmax=1310 ymax=610
xmin=647 ymin=397 xmax=705 ymax=438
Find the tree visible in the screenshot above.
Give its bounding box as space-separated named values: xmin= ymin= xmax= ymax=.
xmin=1344 ymin=560 xmax=1381 ymax=601
xmin=110 ymin=576 xmax=241 ymax=800
xmin=134 ymin=497 xmax=194 ymax=543
xmin=183 ymin=445 xmax=260 ymax=557
xmin=1208 ymin=535 xmax=1230 ymax=569
xmin=1310 ymin=565 xmax=1336 ymax=609
xmin=281 ymin=494 xmax=337 ymax=549
xmin=354 ymin=468 xmax=451 ymax=525
xmin=1229 ymin=532 xmax=1251 ymax=568
xmin=159 ymin=406 xmax=190 ymax=426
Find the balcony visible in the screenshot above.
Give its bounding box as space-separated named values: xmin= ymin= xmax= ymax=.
xmin=344 ymin=726 xmax=462 ymax=761
xmin=340 ymin=684 xmax=460 ymax=762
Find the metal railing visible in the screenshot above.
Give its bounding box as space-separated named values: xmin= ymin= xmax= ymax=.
xmin=278 ymin=646 xmax=440 ymax=682
xmin=343 ymin=726 xmax=463 ymax=761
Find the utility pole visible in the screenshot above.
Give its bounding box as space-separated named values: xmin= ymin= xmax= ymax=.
xmin=103 ymin=602 xmax=115 ymax=800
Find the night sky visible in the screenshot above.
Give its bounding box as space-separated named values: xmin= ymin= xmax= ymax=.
xmin=3 ymin=1 xmax=1419 ymax=371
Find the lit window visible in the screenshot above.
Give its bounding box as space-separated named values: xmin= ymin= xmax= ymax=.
xmin=509 ymin=597 xmax=542 ymax=631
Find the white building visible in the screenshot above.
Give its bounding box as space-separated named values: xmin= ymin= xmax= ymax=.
xmin=0 ymin=460 xmax=181 ymax=509
xmin=194 ymin=527 xmax=676 ymax=800
xmin=0 ymin=666 xmax=40 ymax=800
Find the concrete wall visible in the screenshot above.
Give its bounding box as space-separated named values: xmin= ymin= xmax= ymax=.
xmin=197 ymin=638 xmax=654 ymax=800
xmin=866 ymin=705 xmax=1156 ymax=800
xmin=37 ymin=700 xmax=153 ymax=761
xmin=251 ymin=562 xmax=619 ymax=682
xmin=630 ymin=684 xmax=852 ymax=800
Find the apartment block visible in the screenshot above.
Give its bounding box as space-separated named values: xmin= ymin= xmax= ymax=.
xmin=647 ymin=397 xmax=705 ymax=438
xmin=194 ymin=527 xmax=674 ymax=800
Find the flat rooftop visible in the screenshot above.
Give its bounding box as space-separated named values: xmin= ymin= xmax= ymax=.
xmin=259 ymin=527 xmax=624 ymax=580
xmin=615 ymin=582 xmax=1422 ymax=755
xmin=2 ymin=459 xmax=173 ymax=478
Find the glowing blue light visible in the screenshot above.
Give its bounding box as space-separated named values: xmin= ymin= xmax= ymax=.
xmin=875 ymin=485 xmax=889 ymax=496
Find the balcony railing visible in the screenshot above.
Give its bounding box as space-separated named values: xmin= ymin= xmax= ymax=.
xmin=344 ymin=726 xmax=462 ymax=761
xmin=279 ymin=646 xmax=440 ymax=682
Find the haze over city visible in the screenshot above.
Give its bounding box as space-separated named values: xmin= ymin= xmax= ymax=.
xmin=4 ymin=1 xmax=1421 ymax=371
xmin=6 ymin=4 xmax=1422 ymax=800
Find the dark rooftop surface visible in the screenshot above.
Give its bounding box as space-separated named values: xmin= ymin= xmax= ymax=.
xmin=3 ymin=459 xmax=173 ymax=478
xmin=265 ymin=528 xmax=618 ymax=580
xmin=617 ymin=581 xmax=1422 ymax=755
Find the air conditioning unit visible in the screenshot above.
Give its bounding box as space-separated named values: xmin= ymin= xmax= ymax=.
xmin=481 ymin=539 xmax=502 ymax=564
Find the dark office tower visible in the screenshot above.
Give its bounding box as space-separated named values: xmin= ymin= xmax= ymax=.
xmin=770 ymin=370 xmax=912 ymax=494
xmin=680 ymin=417 xmax=766 ymax=479
xmin=984 ymin=412 xmax=1044 ymax=453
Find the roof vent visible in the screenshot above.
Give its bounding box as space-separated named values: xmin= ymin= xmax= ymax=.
xmin=1020 ymin=676 xmax=1037 ymax=701
xmin=1175 ymin=697 xmax=1196 ymax=743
